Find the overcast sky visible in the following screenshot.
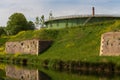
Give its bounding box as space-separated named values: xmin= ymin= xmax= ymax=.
xmin=0 ymin=0 xmax=120 ymax=26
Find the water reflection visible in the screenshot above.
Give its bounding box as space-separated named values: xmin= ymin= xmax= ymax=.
xmin=6 ymin=65 xmax=51 ymax=80
xmin=0 ymin=63 xmax=120 ymax=80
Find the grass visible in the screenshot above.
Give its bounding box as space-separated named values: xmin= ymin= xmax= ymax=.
xmin=9 ymin=29 xmax=59 ymax=41
xmin=38 ymin=20 xmax=120 ymax=62
xmin=1 ymin=20 xmax=120 ymax=68
xmin=1 ymin=19 xmax=120 ymax=79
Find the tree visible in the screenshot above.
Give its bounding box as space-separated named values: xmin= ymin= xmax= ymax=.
xmin=27 ymin=21 xmax=35 ymax=30
xmin=6 ymin=13 xmax=28 ymax=35
xmin=49 ymin=11 xmax=53 ymax=20
xmin=35 ymin=15 xmax=45 ymax=29
xmin=35 ymin=16 xmax=40 ymax=28
xmin=0 ymin=27 xmax=6 ymax=36
xmin=40 ymin=15 xmax=45 ymax=28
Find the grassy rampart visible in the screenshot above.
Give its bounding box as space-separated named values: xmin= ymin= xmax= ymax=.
xmin=1 ymin=20 xmax=120 ymax=72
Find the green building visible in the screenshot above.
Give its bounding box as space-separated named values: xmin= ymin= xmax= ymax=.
xmin=45 ymin=15 xmax=120 ymax=29
xmin=45 ymin=7 xmax=120 ymax=29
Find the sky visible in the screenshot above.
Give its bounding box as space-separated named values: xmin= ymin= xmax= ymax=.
xmin=0 ymin=0 xmax=120 ymax=26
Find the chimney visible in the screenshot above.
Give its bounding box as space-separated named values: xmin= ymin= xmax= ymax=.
xmin=92 ymin=7 xmax=95 ymax=16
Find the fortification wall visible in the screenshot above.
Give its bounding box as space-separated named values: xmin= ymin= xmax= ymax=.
xmin=100 ymin=32 xmax=120 ymax=56
xmin=5 ymin=39 xmax=52 ymax=55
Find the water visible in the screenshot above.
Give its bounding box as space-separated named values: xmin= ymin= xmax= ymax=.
xmin=0 ymin=63 xmax=120 ymax=80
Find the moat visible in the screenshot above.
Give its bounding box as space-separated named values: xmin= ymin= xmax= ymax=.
xmin=0 ymin=63 xmax=120 ymax=80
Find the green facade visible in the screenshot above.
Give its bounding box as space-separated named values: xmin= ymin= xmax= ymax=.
xmin=45 ymin=16 xmax=120 ymax=29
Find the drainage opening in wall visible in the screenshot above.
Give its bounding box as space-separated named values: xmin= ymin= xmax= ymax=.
xmin=21 ymin=42 xmax=24 ymax=46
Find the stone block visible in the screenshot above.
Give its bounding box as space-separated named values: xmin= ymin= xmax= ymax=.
xmin=100 ymin=32 xmax=120 ymax=56
xmin=5 ymin=39 xmax=53 ymax=55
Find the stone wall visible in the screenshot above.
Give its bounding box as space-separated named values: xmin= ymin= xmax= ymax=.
xmin=100 ymin=32 xmax=120 ymax=56
xmin=5 ymin=39 xmax=52 ymax=55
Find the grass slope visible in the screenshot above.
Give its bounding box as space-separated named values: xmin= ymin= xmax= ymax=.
xmin=1 ymin=20 xmax=120 ymax=64
xmin=39 ymin=20 xmax=120 ymax=62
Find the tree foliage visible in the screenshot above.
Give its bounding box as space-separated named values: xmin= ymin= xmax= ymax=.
xmin=0 ymin=27 xmax=6 ymax=36
xmin=35 ymin=15 xmax=45 ymax=29
xmin=6 ymin=13 xmax=35 ymax=35
xmin=27 ymin=21 xmax=35 ymax=30
xmin=40 ymin=15 xmax=45 ymax=27
xmin=35 ymin=16 xmax=40 ymax=28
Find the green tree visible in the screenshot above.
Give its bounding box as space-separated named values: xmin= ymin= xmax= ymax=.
xmin=35 ymin=16 xmax=40 ymax=28
xmin=6 ymin=13 xmax=28 ymax=35
xmin=40 ymin=15 xmax=45 ymax=28
xmin=35 ymin=15 xmax=45 ymax=29
xmin=49 ymin=11 xmax=53 ymax=20
xmin=27 ymin=21 xmax=35 ymax=30
xmin=0 ymin=27 xmax=6 ymax=36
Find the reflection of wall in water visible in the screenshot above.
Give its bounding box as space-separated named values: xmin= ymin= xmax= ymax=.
xmin=6 ymin=65 xmax=51 ymax=80
xmin=6 ymin=65 xmax=39 ymax=80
